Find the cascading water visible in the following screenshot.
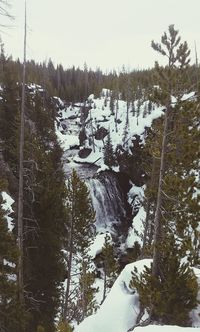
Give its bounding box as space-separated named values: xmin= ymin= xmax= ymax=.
xmin=86 ymin=172 xmax=128 ymax=233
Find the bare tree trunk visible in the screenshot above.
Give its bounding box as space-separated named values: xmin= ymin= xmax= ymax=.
xmin=81 ymin=261 xmax=86 ymax=321
xmin=152 ymin=107 xmax=170 ymax=277
xmin=142 ymin=197 xmax=151 ymax=256
xmin=101 ymin=264 xmax=107 ymax=305
xmin=90 ymin=109 xmax=95 ymax=152
xmin=142 ymin=156 xmax=157 ymax=255
xmin=17 ymin=0 xmax=26 ymax=305
xmin=63 ymin=213 xmax=74 ymax=322
xmin=115 ymin=98 xmax=118 ymax=133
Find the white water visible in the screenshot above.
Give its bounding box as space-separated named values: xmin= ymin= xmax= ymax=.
xmin=87 ymin=173 xmax=126 ymax=232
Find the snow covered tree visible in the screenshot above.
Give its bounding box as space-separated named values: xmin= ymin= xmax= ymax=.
xmin=130 ymin=247 xmax=198 ymax=326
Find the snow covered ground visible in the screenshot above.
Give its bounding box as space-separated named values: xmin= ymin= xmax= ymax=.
xmin=75 ymin=259 xmax=151 ymax=332
xmin=55 ymin=89 xmax=164 ymax=168
xmin=75 ymin=259 xmax=200 ymax=332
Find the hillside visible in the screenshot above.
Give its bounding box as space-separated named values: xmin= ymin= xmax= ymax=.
xmin=0 ymin=25 xmax=200 ymax=332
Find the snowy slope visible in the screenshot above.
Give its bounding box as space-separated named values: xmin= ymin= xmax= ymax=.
xmin=75 ymin=259 xmax=200 ymax=332
xmin=55 ymin=89 xmax=164 ymax=167
xmin=75 ymin=259 xmax=151 ymax=332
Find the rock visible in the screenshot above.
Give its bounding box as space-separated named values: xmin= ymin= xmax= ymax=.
xmin=95 ymin=127 xmax=108 ymax=140
xmin=78 ymin=148 xmax=92 ymax=158
xmin=67 ymin=114 xmax=78 ymax=120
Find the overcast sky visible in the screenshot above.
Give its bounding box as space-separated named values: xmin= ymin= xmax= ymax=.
xmin=2 ymin=0 xmax=200 ymax=71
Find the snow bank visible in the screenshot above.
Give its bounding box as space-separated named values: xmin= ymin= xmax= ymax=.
xmin=75 ymin=260 xmax=200 ymax=332
xmin=89 ymin=233 xmax=112 ymax=258
xmin=75 ymin=259 xmax=152 ymax=332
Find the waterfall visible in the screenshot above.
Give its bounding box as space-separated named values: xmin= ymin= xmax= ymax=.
xmin=87 ymin=172 xmax=127 ymax=233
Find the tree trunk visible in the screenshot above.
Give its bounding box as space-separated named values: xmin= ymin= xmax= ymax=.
xmin=90 ymin=110 xmax=95 ymax=152
xmin=17 ymin=0 xmax=26 ymax=305
xmin=63 ymin=213 xmax=74 ymax=322
xmin=152 ymin=107 xmax=170 ymax=277
xmin=101 ymin=264 xmax=107 ymax=304
xmin=142 ymin=156 xmax=157 ymax=254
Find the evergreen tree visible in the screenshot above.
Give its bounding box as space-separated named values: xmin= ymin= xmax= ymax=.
xmin=0 ymin=179 xmax=26 ymax=332
xmin=109 ymin=90 xmax=115 ymax=115
xmin=101 ymin=234 xmax=118 ymax=303
xmin=131 ymin=99 xmax=136 ymax=117
xmin=0 ymin=52 xmax=20 ymax=171
xmin=103 ymin=131 xmax=116 ymax=167
xmin=63 ymin=169 xmax=96 ymax=323
xmin=130 ymin=248 xmax=198 ymax=326
xmin=23 ymin=135 xmax=67 ymax=332
xmin=133 ymin=25 xmax=200 ymax=326
xmin=76 ymin=256 xmax=98 ymax=322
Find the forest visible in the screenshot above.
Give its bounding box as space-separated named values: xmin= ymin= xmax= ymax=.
xmin=0 ymin=3 xmax=200 ymax=331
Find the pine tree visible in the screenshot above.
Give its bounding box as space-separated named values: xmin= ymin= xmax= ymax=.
xmin=22 ymin=135 xmax=67 ymax=332
xmin=63 ymin=169 xmax=96 ymax=323
xmin=130 ymin=245 xmax=198 ymax=326
xmin=0 ymin=179 xmax=26 ymax=332
xmin=134 ymin=25 xmax=200 ymax=326
xmin=76 ymin=256 xmax=98 ymax=322
xmin=101 ymin=234 xmax=118 ymax=303
xmin=103 ymin=131 xmax=116 ymax=167
xmin=109 ymin=90 xmax=115 ymax=115
xmin=0 ymin=52 xmax=20 ymax=170
xmin=131 ymin=99 xmax=136 ymax=117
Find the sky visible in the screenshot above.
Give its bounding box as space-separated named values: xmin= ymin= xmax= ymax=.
xmin=1 ymin=0 xmax=200 ymax=72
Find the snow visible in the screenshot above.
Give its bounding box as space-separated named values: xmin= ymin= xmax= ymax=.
xmin=134 ymin=326 xmax=199 ymax=332
xmin=74 ymin=151 xmax=102 ymax=165
xmin=55 ymin=128 xmax=79 ymax=151
xmin=55 ymin=89 xmax=164 ymax=169
xmin=3 ymin=259 xmax=15 ymax=268
xmin=1 ymin=191 xmax=14 ymax=231
xmin=96 ymin=164 xmax=110 ymax=173
xmin=75 ymin=259 xmax=152 ymax=332
xmin=74 ymin=259 xmax=200 ymax=332
xmin=126 ymin=206 xmax=146 ymax=247
xmin=126 ymin=184 xmax=146 ymax=247
xmin=89 ymin=233 xmax=112 ymax=258
xmin=190 ymin=267 xmax=200 ymax=327
xmin=171 ymin=91 xmax=196 ymax=106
